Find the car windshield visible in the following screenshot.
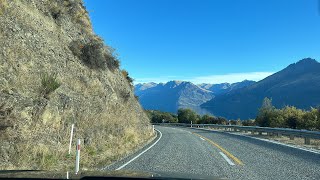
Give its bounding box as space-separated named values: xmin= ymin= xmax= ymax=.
xmin=0 ymin=0 xmax=319 ymax=180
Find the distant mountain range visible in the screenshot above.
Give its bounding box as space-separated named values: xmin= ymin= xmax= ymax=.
xmin=198 ymin=80 xmax=256 ymax=95
xmin=135 ymin=58 xmax=320 ymax=120
xmin=135 ymin=80 xmax=255 ymax=114
xmin=134 ymin=81 xmax=214 ymax=113
xmin=202 ymin=58 xmax=320 ymax=119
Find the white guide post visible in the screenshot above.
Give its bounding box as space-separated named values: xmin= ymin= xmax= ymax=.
xmin=75 ymin=139 xmax=81 ymax=174
xmin=68 ymin=124 xmax=74 ymax=155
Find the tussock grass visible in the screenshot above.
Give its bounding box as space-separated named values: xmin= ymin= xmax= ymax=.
xmin=0 ymin=0 xmax=154 ymax=171
xmin=40 ymin=72 xmax=61 ymax=97
xmin=0 ymin=0 xmax=8 ymax=15
xmin=75 ymin=112 xmax=154 ymax=169
xmin=0 ymin=100 xmax=154 ymax=171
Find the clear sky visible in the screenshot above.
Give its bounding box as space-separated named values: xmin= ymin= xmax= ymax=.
xmin=83 ymin=0 xmax=320 ymax=84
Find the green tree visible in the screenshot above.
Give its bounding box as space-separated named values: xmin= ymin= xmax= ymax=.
xmin=177 ymin=108 xmax=199 ymax=123
xmin=256 ymin=97 xmax=276 ymax=127
xmin=200 ymin=114 xmax=217 ymax=124
xmin=145 ymin=110 xmax=178 ymax=123
xmin=302 ymin=108 xmax=318 ymax=130
xmin=281 ymin=106 xmax=304 ymax=129
xmin=216 ymin=117 xmax=228 ymax=125
xmin=242 ymin=119 xmax=256 ymax=126
xmin=269 ymin=111 xmax=285 ymax=128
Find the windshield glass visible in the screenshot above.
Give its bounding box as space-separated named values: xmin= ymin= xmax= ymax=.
xmin=0 ymin=0 xmax=319 ymax=180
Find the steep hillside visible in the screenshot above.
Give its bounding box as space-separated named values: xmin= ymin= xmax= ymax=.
xmin=135 ymin=81 xmax=214 ymax=113
xmin=0 ymin=0 xmax=152 ymax=170
xmin=198 ymin=80 xmax=256 ymax=95
xmin=201 ymin=58 xmax=320 ymax=119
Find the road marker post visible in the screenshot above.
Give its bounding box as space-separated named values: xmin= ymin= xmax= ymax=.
xmin=68 ymin=124 xmax=74 ymax=155
xmin=152 ymin=125 xmax=155 ymax=134
xmin=75 ymin=139 xmax=81 ymax=174
xmin=304 ymin=137 xmax=311 ymax=145
xmin=191 ymin=121 xmax=193 ymax=128
xmin=289 ymin=135 xmax=294 ymax=140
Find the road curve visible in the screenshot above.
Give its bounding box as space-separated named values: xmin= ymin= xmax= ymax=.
xmin=108 ymin=126 xmax=320 ymax=180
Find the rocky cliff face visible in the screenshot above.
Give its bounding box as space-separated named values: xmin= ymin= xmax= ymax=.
xmin=0 ymin=0 xmax=152 ymax=170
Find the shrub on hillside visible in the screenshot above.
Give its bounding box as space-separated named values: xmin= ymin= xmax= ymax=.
xmin=50 ymin=4 xmax=62 ymax=20
xmin=121 ymin=70 xmax=134 ymax=87
xmin=0 ymin=103 xmax=13 ymax=130
xmin=120 ymin=90 xmax=130 ymax=102
xmin=69 ymin=40 xmax=83 ymax=58
xmin=81 ymin=37 xmax=106 ymax=69
xmin=105 ymin=46 xmax=120 ymax=71
xmin=69 ymin=37 xmax=120 ymax=71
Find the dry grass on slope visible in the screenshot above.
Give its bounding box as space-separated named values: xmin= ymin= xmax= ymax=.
xmin=0 ymin=0 xmax=154 ymax=171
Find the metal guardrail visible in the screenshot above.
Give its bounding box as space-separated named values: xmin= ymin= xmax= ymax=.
xmin=153 ymin=123 xmax=320 ymax=144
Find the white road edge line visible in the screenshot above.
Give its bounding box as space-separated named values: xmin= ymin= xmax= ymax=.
xmin=219 ymin=152 xmax=235 ymax=166
xmin=197 ymin=128 xmax=320 ymax=155
xmin=116 ymin=129 xmax=163 ymax=170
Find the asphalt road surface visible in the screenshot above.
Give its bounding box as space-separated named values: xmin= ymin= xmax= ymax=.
xmin=107 ymin=126 xmax=320 ymax=180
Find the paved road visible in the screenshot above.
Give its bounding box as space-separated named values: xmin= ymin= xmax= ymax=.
xmin=108 ymin=126 xmax=320 ymax=180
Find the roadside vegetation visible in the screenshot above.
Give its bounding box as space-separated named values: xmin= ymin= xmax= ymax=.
xmin=149 ymin=98 xmax=320 ymax=131
xmin=255 ymin=98 xmax=320 ymax=130
xmin=146 ymin=108 xmax=228 ymax=125
xmin=146 ymin=110 xmax=178 ymax=123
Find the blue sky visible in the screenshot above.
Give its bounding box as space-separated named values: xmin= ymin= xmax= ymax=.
xmin=83 ymin=0 xmax=320 ymax=84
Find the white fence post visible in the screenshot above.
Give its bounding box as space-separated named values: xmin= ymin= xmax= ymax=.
xmin=68 ymin=124 xmax=74 ymax=155
xmin=75 ymin=139 xmax=81 ymax=174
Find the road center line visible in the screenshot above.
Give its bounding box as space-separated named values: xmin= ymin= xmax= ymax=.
xmin=199 ymin=137 xmax=205 ymax=141
xmin=198 ymin=128 xmax=320 ymax=155
xmin=116 ymin=129 xmax=163 ymax=170
xmin=193 ymin=132 xmax=244 ymax=165
xmin=219 ymin=152 xmax=235 ymax=165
